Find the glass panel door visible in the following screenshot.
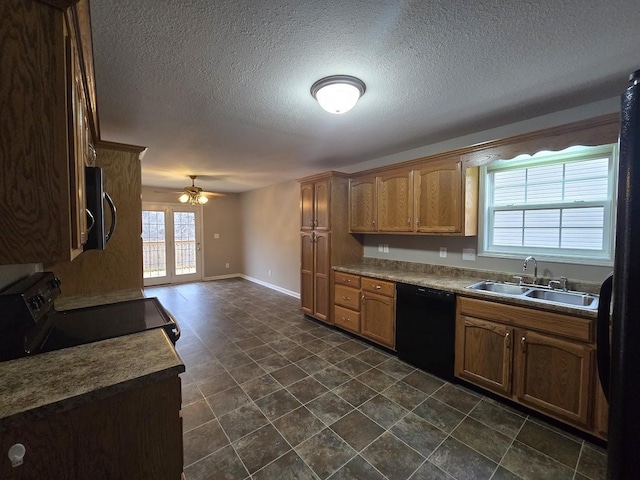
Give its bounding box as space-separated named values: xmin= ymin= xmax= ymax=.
xmin=142 ymin=204 xmax=202 ymax=286
xmin=142 ymin=209 xmax=167 ymax=283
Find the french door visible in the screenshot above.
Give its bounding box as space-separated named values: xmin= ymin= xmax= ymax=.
xmin=142 ymin=203 xmax=203 ymax=286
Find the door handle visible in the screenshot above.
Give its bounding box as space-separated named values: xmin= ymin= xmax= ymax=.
xmin=520 ymin=336 xmax=526 ymax=353
xmin=505 ymin=332 xmax=511 ymax=349
xmin=597 ymin=273 xmax=613 ymax=401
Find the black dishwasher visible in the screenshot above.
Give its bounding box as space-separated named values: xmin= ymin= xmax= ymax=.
xmin=396 ymin=283 xmax=456 ymax=380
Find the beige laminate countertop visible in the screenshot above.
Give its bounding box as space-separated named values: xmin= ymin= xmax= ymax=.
xmin=54 ymin=288 xmax=145 ymax=310
xmin=0 ymin=328 xmax=184 ymax=429
xmin=334 ymin=263 xmax=598 ymax=319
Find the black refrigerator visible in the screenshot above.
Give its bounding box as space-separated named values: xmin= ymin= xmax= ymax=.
xmin=597 ymin=69 xmax=640 ymax=480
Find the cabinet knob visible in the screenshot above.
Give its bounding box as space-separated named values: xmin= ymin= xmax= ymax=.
xmin=407 ymin=217 xmax=411 ymax=226
xmin=8 ymin=443 xmax=25 ymax=467
xmin=374 ymin=285 xmax=381 ymax=290
xmin=521 ymin=336 xmax=526 ymax=352
xmin=505 ymin=332 xmax=511 ymax=349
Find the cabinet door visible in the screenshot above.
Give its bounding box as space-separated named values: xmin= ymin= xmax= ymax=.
xmin=378 ymin=170 xmax=413 ymax=232
xmin=594 ymin=379 xmax=608 ymax=439
xmin=314 ymin=232 xmax=331 ymax=323
xmin=455 ymin=316 xmax=513 ymax=396
xmin=514 ymin=330 xmax=593 ymax=427
xmin=349 ymin=176 xmax=377 ymax=232
xmin=300 ymin=182 xmax=314 ymax=230
xmin=361 ymin=291 xmax=395 ymax=348
xmin=300 ymin=232 xmax=314 ymax=315
xmin=414 ymin=160 xmax=462 ymax=233
xmin=68 ymin=35 xmax=90 ymax=252
xmin=314 ymin=179 xmax=330 ymax=231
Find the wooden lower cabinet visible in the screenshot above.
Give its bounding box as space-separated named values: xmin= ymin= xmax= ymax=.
xmin=332 ymin=273 xmax=395 ymax=349
xmin=455 ymin=316 xmax=512 ymax=396
xmin=514 ymin=329 xmax=593 ymax=427
xmin=0 ymin=376 xmax=183 ymax=479
xmin=456 ymin=296 xmax=602 ymax=437
xmin=361 ymin=291 xmax=395 ymax=348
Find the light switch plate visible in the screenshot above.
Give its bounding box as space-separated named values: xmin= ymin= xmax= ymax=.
xmin=462 ymin=248 xmax=476 ymax=261
xmin=214 ymin=233 xmax=220 ymax=239
xmin=383 ymin=244 xmax=389 ymax=253
xmin=440 ymin=247 xmax=447 ymax=258
xmin=378 ymin=244 xmax=384 ymax=252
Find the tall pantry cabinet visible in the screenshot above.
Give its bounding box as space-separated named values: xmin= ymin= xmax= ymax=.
xmin=300 ymin=173 xmax=363 ymax=324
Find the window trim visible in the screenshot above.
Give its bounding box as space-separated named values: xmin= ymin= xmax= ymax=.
xmin=477 ymin=144 xmax=617 ymax=266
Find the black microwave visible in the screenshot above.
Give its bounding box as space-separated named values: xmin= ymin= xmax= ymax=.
xmin=84 ymin=166 xmax=117 ymax=250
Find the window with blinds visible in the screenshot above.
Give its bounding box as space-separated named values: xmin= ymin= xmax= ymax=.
xmin=480 ymin=144 xmax=617 ymax=263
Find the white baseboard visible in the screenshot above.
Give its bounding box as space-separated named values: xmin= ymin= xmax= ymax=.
xmin=240 ymin=275 xmax=300 ymax=299
xmin=203 ymin=273 xmax=242 ymax=281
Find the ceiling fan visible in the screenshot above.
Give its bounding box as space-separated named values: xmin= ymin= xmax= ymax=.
xmin=176 ymin=175 xmax=224 ymax=205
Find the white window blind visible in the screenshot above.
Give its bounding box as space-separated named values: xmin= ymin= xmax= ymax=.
xmin=480 ymin=144 xmax=617 ymax=263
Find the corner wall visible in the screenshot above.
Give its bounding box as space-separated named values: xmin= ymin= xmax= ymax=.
xmin=239 ymin=180 xmax=300 ymax=294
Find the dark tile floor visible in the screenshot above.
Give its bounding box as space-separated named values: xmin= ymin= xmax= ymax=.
xmin=145 ymin=279 xmax=607 ymax=480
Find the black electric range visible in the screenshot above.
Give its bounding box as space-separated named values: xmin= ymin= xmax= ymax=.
xmin=0 ymin=272 xmax=180 ymax=362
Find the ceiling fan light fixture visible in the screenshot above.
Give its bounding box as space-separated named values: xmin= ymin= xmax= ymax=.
xmin=178 ymin=175 xmax=211 ymax=205
xmin=311 ymin=75 xmax=366 ymax=114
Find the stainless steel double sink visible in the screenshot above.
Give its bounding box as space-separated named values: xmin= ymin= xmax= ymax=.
xmin=466 ymin=280 xmax=599 ymax=310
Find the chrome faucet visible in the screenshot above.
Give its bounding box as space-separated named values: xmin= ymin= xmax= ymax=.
xmin=523 ymin=256 xmax=538 ymax=284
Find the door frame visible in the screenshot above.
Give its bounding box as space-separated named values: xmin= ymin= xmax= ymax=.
xmin=142 ymin=202 xmax=204 ymax=286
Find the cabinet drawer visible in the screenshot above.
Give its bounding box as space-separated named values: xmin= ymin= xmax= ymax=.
xmin=335 ymin=272 xmax=361 ymax=288
xmin=334 ymin=306 xmax=361 ymax=334
xmin=362 ymin=277 xmax=395 ymax=297
xmin=335 ymin=285 xmax=361 ymax=311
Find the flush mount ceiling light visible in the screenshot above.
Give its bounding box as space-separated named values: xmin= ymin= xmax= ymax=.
xmin=311 ymin=75 xmax=366 ymax=114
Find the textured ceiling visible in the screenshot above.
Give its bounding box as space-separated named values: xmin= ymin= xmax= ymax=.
xmin=90 ymin=0 xmax=640 ymax=193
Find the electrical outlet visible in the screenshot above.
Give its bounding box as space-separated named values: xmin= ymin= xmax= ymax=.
xmin=383 ymin=244 xmax=389 ymax=253
xmin=440 ymin=247 xmax=447 ymax=258
xmin=378 ymin=244 xmax=384 ymax=253
xmin=225 ymin=263 xmax=229 ymax=268
xmin=268 ymin=269 xmax=272 ymax=276
xmin=462 ymin=248 xmax=476 ymax=261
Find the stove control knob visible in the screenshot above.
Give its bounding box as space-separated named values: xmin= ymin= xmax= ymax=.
xmin=28 ymin=295 xmax=45 ymax=310
xmin=49 ymin=277 xmax=61 ymax=289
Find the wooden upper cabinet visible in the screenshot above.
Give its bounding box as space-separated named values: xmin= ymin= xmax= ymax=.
xmin=414 ymin=160 xmax=462 ymax=233
xmin=0 ymin=0 xmax=96 ymax=264
xmin=347 ymin=157 xmax=478 ymax=236
xmin=514 ymin=329 xmax=593 ymax=427
xmin=349 ymin=176 xmax=377 ymax=232
xmin=300 ymin=182 xmax=315 ymax=230
xmin=377 ymin=170 xmax=414 ymax=232
xmin=314 ymin=179 xmax=330 ymax=231
xmin=300 ymin=179 xmax=330 ymax=230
